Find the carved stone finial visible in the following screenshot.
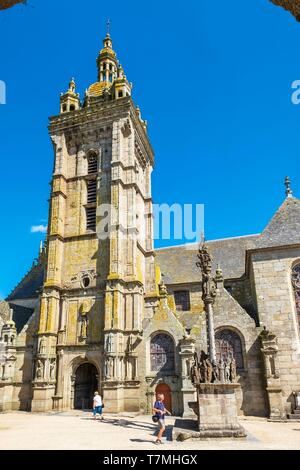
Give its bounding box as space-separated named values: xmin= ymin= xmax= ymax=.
xmin=215 ymin=264 xmax=224 ymax=284
xmin=285 ymin=176 xmax=293 ymax=198
xmin=196 ymin=243 xmax=213 ymax=275
xmin=159 ymin=280 xmax=168 ymax=298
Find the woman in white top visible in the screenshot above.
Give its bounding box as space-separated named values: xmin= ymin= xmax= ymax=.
xmin=92 ymin=391 xmax=103 ymax=420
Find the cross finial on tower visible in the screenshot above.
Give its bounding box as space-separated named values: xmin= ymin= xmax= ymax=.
xmin=106 ymin=18 xmax=111 ymax=36
xmin=285 ymin=176 xmax=293 ymax=198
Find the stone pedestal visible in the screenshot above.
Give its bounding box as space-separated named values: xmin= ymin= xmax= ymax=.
xmin=31 ymin=384 xmax=56 ymax=412
xmin=266 ymin=386 xmax=286 ymax=421
xmin=195 ymin=383 xmax=246 ymax=438
xmin=179 ymin=336 xmax=197 ymax=417
xmin=0 ymin=382 xmax=14 ymax=412
xmin=260 ymin=328 xmax=286 ymax=420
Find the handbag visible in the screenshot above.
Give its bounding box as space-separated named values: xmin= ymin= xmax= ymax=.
xmin=102 ymin=403 xmax=105 ymax=409
xmin=152 ymin=415 xmax=159 ymax=423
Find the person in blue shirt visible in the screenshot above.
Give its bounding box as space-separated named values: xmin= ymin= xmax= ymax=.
xmin=152 ymin=393 xmax=171 ymax=444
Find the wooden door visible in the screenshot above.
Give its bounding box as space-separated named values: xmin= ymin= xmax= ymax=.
xmin=155 ymin=383 xmax=172 ymax=413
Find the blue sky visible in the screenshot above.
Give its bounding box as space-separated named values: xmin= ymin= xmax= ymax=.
xmin=0 ymin=0 xmax=300 ymax=299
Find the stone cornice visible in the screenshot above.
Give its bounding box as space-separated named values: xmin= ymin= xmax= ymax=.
xmin=245 ymin=242 xmax=300 ymax=276
xmin=49 ymin=97 xmax=154 ymax=166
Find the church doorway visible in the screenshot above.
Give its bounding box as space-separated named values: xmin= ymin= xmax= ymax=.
xmin=74 ymin=363 xmax=98 ymax=410
xmin=155 ymin=383 xmax=172 ymax=413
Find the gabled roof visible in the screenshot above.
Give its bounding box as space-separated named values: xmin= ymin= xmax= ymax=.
xmin=6 ymin=262 xmax=44 ymax=301
xmin=155 ymin=196 xmax=300 ymax=284
xmin=256 ymin=197 xmax=300 ymax=248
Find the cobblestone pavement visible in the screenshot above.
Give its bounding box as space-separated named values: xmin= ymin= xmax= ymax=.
xmin=1 ymin=411 xmax=300 ymax=450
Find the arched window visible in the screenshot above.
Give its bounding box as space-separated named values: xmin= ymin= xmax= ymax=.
xmin=215 ymin=329 xmax=244 ymax=371
xmin=150 ymin=333 xmax=175 ymax=373
xmin=292 ymin=264 xmax=300 ymax=330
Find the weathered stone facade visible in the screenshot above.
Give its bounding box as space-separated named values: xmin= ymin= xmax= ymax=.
xmin=1 ymin=31 xmax=300 ymax=419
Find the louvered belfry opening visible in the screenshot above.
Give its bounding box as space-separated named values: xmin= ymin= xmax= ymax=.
xmin=87 ymin=179 xmax=97 ymax=204
xmin=85 ymin=152 xmax=98 ymax=232
xmin=88 ymin=154 xmax=98 ymax=174
xmin=86 ymin=206 xmax=96 ymax=231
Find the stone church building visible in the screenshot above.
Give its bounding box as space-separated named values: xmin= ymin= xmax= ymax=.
xmin=1 ymin=31 xmax=300 ymax=419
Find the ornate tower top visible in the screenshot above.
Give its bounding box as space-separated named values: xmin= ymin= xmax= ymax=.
xmin=84 ymin=27 xmax=132 ymax=102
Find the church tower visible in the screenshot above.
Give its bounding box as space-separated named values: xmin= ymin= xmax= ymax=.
xmin=31 ymin=29 xmax=158 ymax=412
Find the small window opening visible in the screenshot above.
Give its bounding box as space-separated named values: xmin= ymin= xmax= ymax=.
xmin=82 ymin=276 xmax=91 ymax=288
xmin=86 ymin=207 xmax=96 ymax=232
xmin=174 ymin=291 xmax=190 ymax=311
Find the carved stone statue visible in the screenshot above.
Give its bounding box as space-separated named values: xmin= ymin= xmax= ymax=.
xmin=224 ymin=359 xmax=231 ymax=382
xmin=204 ymin=356 xmax=213 ymax=383
xmin=105 ymin=356 xmax=114 ymax=379
xmin=217 ymin=359 xmax=224 ymax=383
xmin=230 ymin=357 xmax=237 ymax=382
xmin=80 ymin=314 xmax=88 ymax=339
xmin=190 ymin=349 xmax=238 ymax=385
xmin=50 ymin=359 xmax=56 ymax=380
xmin=36 ymin=360 xmax=43 ymax=380
xmin=212 ymin=362 xmax=219 ymax=382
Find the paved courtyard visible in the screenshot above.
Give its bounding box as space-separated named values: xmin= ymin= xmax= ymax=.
xmin=1 ymin=411 xmax=300 ymax=450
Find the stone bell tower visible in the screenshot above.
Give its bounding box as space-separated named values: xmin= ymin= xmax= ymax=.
xmin=31 ymin=29 xmax=157 ymax=412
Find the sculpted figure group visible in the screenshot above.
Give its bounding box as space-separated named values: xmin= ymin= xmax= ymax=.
xmin=191 ymin=350 xmax=237 ymax=385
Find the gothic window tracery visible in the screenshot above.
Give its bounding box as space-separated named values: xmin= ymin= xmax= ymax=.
xmin=292 ymin=264 xmax=300 ymax=330
xmin=150 ymin=333 xmax=175 ymax=373
xmin=215 ymin=329 xmax=244 ymax=371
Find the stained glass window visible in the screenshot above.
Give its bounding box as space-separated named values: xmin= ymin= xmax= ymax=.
xmin=215 ymin=329 xmax=244 ymax=370
xmin=150 ymin=333 xmax=175 ymax=373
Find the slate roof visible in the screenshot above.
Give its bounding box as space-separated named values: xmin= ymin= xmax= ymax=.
xmin=155 ymin=196 xmax=300 ymax=284
xmin=256 ymin=197 xmax=300 ymax=248
xmin=6 ymin=262 xmax=44 ymax=301
xmin=155 ymin=235 xmax=259 ymax=283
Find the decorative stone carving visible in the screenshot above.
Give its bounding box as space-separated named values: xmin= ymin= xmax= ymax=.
xmin=260 ymin=327 xmax=285 ymax=420
xmin=0 ymin=301 xmax=11 ymax=323
xmin=191 ymin=350 xmax=237 ymax=385
xmin=121 ymin=119 xmax=132 ymax=137
xmin=50 ymin=359 xmax=56 ymax=380
xmin=79 ymin=313 xmax=89 ymax=340
xmin=36 ymin=360 xmax=44 ymax=380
